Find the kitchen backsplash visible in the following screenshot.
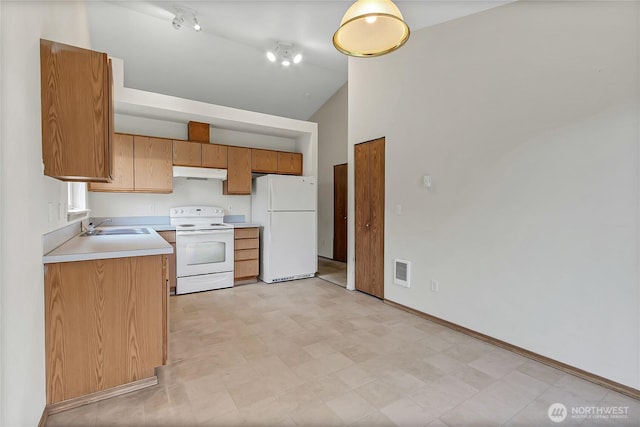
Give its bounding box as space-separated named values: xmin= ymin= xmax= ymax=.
xmin=88 ymin=178 xmax=251 ymax=219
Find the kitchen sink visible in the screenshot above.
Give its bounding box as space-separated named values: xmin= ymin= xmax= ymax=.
xmin=81 ymin=228 xmax=150 ymax=236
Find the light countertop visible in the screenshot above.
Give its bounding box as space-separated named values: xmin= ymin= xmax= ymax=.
xmin=228 ymin=223 xmax=261 ymax=229
xmin=43 ymin=227 xmax=173 ymax=264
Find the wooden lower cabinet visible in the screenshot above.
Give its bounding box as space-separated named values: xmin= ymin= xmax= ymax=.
xmin=234 ymin=228 xmax=259 ymax=283
xmin=158 ymin=231 xmax=177 ymax=294
xmin=44 ymin=255 xmax=167 ymax=404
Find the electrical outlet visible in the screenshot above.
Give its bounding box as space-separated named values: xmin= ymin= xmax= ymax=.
xmin=228 ymin=204 xmax=233 ymax=212
xmin=396 ymin=204 xmax=402 ymax=215
xmin=431 ymin=279 xmax=439 ymax=292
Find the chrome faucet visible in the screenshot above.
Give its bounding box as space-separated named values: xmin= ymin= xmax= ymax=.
xmin=85 ymin=218 xmax=112 ymax=235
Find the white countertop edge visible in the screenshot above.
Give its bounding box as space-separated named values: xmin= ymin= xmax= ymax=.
xmin=228 ymin=223 xmax=262 ymax=228
xmin=43 ymin=246 xmax=173 ymax=264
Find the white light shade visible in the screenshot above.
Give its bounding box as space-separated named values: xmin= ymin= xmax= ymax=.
xmin=266 ymin=51 xmax=276 ymax=62
xmin=293 ymin=53 xmax=302 ymax=64
xmin=333 ymin=0 xmax=410 ymax=57
xmin=282 ymin=59 xmax=291 ymax=67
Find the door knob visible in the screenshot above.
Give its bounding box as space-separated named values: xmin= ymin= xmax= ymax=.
xmin=344 ymin=216 xmax=347 ymax=220
xmin=365 ymin=223 xmax=370 ymax=228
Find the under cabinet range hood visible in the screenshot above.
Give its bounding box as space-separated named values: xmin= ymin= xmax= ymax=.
xmin=173 ymin=166 xmax=227 ymax=180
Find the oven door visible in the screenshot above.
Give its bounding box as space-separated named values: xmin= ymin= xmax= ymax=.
xmin=176 ymin=229 xmax=234 ymax=277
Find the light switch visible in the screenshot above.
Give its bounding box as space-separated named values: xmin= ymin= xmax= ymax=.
xmin=395 ymin=204 xmax=402 ymax=215
xmin=423 ymin=175 xmax=432 ymax=188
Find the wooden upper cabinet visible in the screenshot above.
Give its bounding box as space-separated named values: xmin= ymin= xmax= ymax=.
xmin=134 ymin=136 xmax=173 ymax=193
xmin=173 ymin=140 xmax=202 ymax=167
xmin=223 ymin=147 xmax=251 ymax=195
xmin=40 ymin=39 xmax=113 ymax=182
xmin=277 ymin=152 xmax=303 ymax=175
xmin=88 ymin=134 xmax=134 ymax=192
xmin=251 ymin=149 xmax=278 ymax=173
xmin=202 ymin=144 xmax=228 ymax=169
xmin=188 ymin=121 xmax=209 ymax=143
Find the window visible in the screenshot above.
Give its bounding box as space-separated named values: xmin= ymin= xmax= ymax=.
xmin=67 ymin=182 xmax=89 ymax=220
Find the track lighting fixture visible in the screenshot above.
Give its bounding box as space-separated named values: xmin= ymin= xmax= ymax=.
xmin=266 ymin=42 xmax=303 ymax=67
xmin=172 ymin=9 xmax=201 ymax=32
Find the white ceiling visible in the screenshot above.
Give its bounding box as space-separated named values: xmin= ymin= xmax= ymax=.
xmin=87 ymin=1 xmax=508 ymax=121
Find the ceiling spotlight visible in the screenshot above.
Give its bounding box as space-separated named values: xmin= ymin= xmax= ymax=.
xmin=172 ymin=8 xmax=202 ymax=32
xmin=267 ymin=42 xmax=303 ymax=67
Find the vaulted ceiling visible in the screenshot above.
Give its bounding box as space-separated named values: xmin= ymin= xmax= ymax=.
xmin=87 ymin=1 xmax=508 ymax=120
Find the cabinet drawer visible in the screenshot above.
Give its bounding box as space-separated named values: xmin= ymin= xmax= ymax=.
xmin=235 ymin=238 xmax=258 ymax=250
xmin=157 ymin=231 xmax=176 ymax=243
xmin=235 ymin=260 xmax=258 ymax=278
xmin=235 ymin=228 xmax=259 ymax=239
xmin=234 ymin=248 xmax=258 ymax=261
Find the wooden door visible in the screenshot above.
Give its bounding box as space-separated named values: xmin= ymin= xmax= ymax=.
xmin=333 ymin=163 xmax=348 ymax=262
xmin=354 ymin=138 xmax=385 ymax=298
xmin=134 ymin=136 xmax=173 ymax=193
xmin=88 ymin=133 xmax=134 ymax=192
xmin=223 ymin=147 xmax=252 ymax=195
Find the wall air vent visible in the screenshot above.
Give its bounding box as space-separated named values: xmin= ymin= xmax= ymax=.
xmin=394 ymin=259 xmax=411 ymax=288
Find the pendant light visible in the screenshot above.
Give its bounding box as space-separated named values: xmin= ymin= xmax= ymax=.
xmin=333 ymin=0 xmax=410 ymax=57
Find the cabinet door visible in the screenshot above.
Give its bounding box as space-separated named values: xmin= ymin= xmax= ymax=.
xmin=223 ymin=147 xmax=251 ymax=195
xmin=134 ymin=136 xmax=173 ymax=193
xmin=40 ymin=39 xmax=111 ymax=182
xmin=172 ymin=140 xmax=202 ymax=167
xmin=251 ymin=149 xmax=278 ymax=173
xmin=202 ymin=144 xmax=228 ymax=169
xmin=277 ymin=152 xmax=303 ymax=175
xmin=89 ymin=133 xmax=134 ymax=192
xmin=45 ymin=256 xmax=163 ymax=404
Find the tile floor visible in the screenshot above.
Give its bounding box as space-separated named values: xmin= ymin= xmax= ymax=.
xmin=47 ymin=279 xmax=640 ymax=426
xmin=317 ymin=257 xmax=347 ymax=288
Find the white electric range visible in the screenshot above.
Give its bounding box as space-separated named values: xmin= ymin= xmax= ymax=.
xmin=170 ymin=206 xmax=234 ymax=295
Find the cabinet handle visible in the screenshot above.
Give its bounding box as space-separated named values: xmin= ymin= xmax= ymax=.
xmin=365 ymin=223 xmax=370 ymax=228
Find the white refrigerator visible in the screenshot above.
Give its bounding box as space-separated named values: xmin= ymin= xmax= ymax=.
xmin=252 ymin=175 xmax=317 ymax=283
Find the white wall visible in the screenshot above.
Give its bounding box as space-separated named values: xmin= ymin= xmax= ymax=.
xmin=309 ymin=84 xmax=348 ymax=258
xmin=348 ymin=1 xmax=640 ymax=388
xmin=89 ymin=114 xmax=297 ymax=219
xmin=0 ymin=1 xmax=91 ymax=425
